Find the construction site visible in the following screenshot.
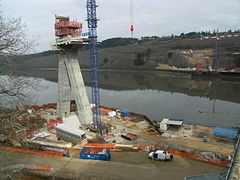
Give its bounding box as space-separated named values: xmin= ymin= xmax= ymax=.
xmin=0 ymin=0 xmax=240 ymax=180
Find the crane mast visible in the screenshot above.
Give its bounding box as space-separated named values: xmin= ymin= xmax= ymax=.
xmin=86 ymin=0 xmax=101 ymax=131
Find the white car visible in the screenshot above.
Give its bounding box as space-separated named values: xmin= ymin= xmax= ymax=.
xmin=148 ymin=150 xmax=173 ymax=161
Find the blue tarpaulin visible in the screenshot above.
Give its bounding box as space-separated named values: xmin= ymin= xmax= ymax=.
xmin=117 ymin=110 xmax=131 ymax=117
xmin=213 ymin=127 xmax=238 ymax=139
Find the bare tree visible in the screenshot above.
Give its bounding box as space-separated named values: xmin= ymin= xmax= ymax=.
xmin=0 ymin=5 xmax=38 ymax=109
xmin=0 ymin=76 xmax=40 ymax=109
xmin=0 ymin=10 xmax=35 ymax=55
xmin=0 ymin=7 xmax=43 ymax=180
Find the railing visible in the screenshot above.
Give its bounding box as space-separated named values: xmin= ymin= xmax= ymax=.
xmin=55 ymin=21 xmax=82 ymax=29
xmin=225 ymin=136 xmax=240 ymax=180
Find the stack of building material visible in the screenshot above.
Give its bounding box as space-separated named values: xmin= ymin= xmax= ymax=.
xmin=56 ymin=124 xmax=86 ymax=144
xmin=121 ymin=133 xmax=137 ymax=141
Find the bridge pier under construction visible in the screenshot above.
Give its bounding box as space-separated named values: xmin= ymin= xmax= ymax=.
xmin=57 ymin=48 xmax=93 ymax=126
xmin=54 ymin=15 xmax=93 ymax=127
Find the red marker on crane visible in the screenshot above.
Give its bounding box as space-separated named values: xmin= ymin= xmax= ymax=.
xmin=130 ymin=25 xmax=134 ymax=38
xmin=130 ymin=0 xmax=134 ymax=38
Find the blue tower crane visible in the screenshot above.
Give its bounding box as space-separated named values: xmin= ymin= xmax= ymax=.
xmin=86 ymin=0 xmax=101 ymax=131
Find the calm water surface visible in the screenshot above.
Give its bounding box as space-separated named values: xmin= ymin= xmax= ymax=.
xmin=27 ymin=70 xmax=240 ymax=128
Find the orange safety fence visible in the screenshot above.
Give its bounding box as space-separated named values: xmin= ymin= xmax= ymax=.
xmin=67 ymin=147 xmax=83 ymax=150
xmin=76 ymin=143 xmax=116 ymax=149
xmin=68 ymin=147 xmax=122 ymax=152
xmin=100 ymin=108 xmax=114 ymax=113
xmin=118 ymin=117 xmax=129 ymax=122
xmin=26 ymin=164 xmax=52 ymax=171
xmin=0 ymin=146 xmax=64 ymax=158
xmin=110 ymin=149 xmax=123 ymax=152
xmin=76 ymin=143 xmax=147 ymax=151
xmin=76 ymin=143 xmax=144 ymax=152
xmin=26 ymin=129 xmax=39 ymax=135
xmin=100 ymin=106 xmax=117 ymax=111
xmin=155 ymin=147 xmax=229 ymax=166
xmin=29 ymin=103 xmax=57 ymax=111
xmin=3 ymin=164 xmax=52 ymax=172
xmin=134 ymin=145 xmax=148 ymax=150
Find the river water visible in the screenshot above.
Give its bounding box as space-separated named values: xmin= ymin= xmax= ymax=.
xmin=24 ymin=69 xmax=240 ymax=128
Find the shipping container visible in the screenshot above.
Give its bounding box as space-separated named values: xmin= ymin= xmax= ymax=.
xmin=80 ymin=147 xmax=111 ymax=161
xmin=56 ymin=124 xmax=86 ymax=144
xmin=213 ymin=127 xmax=238 ymax=139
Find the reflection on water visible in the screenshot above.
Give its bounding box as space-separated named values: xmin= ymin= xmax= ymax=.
xmin=24 ymin=70 xmax=240 ymax=128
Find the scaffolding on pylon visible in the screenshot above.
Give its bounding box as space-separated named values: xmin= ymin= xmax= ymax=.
xmin=55 ymin=15 xmax=82 ymax=38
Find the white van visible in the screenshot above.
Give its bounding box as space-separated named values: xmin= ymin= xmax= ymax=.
xmin=148 ymin=150 xmax=173 ymax=161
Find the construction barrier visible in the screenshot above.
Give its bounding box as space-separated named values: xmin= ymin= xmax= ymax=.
xmin=29 ymin=164 xmax=52 ymax=171
xmin=110 ymin=149 xmax=123 ymax=152
xmin=76 ymin=143 xmax=144 ymax=151
xmin=0 ymin=146 xmax=64 ymax=158
xmin=26 ymin=129 xmax=39 ymax=135
xmin=46 ymin=119 xmax=63 ymax=135
xmin=68 ymin=147 xmax=122 ymax=152
xmin=134 ymin=145 xmax=148 ymax=150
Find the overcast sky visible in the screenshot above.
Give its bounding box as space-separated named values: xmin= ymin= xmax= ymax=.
xmin=1 ymin=0 xmax=240 ymax=52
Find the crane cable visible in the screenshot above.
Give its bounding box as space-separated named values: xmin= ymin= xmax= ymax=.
xmin=130 ymin=0 xmax=134 ymax=38
xmin=129 ymin=0 xmax=135 ymax=67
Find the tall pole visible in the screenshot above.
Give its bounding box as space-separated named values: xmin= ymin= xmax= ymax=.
xmin=214 ymin=36 xmax=219 ymax=71
xmin=86 ymin=0 xmax=101 ymax=132
xmin=213 ymin=30 xmax=219 ymax=71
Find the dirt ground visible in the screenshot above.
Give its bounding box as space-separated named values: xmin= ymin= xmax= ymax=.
xmin=45 ymin=150 xmax=225 ymax=180
xmin=5 ymin=148 xmax=223 ymax=180
xmin=103 ymin=116 xmax=234 ymax=159
xmin=138 ymin=134 xmax=234 ymax=158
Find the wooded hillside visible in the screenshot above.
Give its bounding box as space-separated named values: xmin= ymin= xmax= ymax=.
xmin=12 ymin=31 xmax=240 ymax=70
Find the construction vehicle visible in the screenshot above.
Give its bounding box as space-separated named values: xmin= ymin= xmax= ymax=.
xmin=148 ymin=150 xmax=173 ymax=161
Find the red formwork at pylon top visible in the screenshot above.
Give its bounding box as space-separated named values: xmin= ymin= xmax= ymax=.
xmin=55 ymin=15 xmax=82 ymax=37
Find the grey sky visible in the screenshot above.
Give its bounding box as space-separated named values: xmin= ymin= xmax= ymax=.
xmin=1 ymin=0 xmax=240 ymax=52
